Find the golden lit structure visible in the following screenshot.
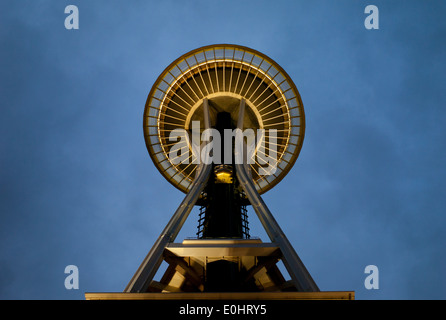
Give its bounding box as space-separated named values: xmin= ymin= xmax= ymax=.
xmin=214 ymin=165 xmax=233 ymax=184
xmin=143 ymin=44 xmax=304 ymax=195
xmin=86 ymin=44 xmax=354 ymax=300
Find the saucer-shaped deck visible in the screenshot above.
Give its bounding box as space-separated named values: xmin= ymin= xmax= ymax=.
xmin=143 ymin=44 xmax=305 ymax=195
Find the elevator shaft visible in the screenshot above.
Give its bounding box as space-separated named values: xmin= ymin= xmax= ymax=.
xmin=200 ymin=112 xmax=247 ymax=239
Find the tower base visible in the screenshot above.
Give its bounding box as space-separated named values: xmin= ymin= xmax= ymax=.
xmin=85 ymin=291 xmax=354 ymax=300
xmin=86 ymin=238 xmax=354 ymax=300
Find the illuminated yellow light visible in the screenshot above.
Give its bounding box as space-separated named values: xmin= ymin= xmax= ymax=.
xmin=215 ymin=172 xmax=232 ymax=184
xmin=214 ymin=165 xmax=233 ymax=184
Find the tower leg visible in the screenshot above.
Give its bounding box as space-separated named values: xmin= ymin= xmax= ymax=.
xmin=125 ymin=99 xmax=212 ymax=293
xmin=235 ymin=99 xmax=319 ymax=292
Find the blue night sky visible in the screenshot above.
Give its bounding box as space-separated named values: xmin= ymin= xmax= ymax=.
xmin=1 ymin=0 xmax=445 ymax=300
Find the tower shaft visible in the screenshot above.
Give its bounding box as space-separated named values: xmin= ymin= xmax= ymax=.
xmin=200 ymin=112 xmax=246 ymax=239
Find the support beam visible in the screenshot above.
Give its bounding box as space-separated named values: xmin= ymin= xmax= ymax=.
xmin=159 ymin=264 xmax=178 ymax=285
xmin=243 ymin=255 xmax=280 ymax=284
xmin=125 ymin=99 xmax=212 ymax=293
xmin=164 ymin=253 xmax=204 ymax=291
xmin=148 ymin=280 xmax=182 ymax=293
xmin=235 ymin=98 xmax=319 ymax=292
